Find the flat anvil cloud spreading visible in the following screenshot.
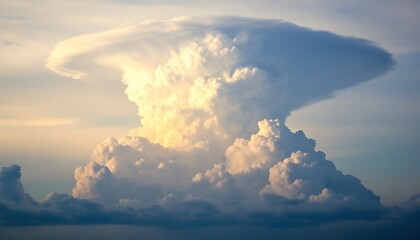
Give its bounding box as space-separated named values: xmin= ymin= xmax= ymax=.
xmin=1 ymin=16 xmax=394 ymax=226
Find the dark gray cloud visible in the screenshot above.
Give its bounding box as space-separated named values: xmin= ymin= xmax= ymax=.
xmin=0 ymin=164 xmax=419 ymax=239
xmin=0 ymin=162 xmax=390 ymax=227
xmin=0 ymin=165 xmax=36 ymax=206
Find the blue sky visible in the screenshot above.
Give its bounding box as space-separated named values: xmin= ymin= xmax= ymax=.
xmin=0 ymin=0 xmax=419 ymax=239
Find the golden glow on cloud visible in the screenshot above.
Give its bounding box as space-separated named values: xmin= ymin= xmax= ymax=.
xmin=43 ymin=17 xmax=392 ymax=210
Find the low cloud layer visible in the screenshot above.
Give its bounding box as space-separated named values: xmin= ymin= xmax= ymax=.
xmin=1 ymin=16 xmax=406 ymax=231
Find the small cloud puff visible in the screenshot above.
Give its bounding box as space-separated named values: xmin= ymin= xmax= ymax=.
xmin=0 ymin=165 xmax=36 ymax=206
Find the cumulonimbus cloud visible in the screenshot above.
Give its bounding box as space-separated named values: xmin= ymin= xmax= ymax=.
xmin=1 ymin=16 xmax=397 ymax=227
xmin=46 ymin=16 xmax=393 ymax=151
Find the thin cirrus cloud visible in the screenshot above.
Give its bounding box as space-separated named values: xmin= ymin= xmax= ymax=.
xmin=1 ymin=16 xmax=406 ymax=231
xmin=0 ymin=117 xmax=77 ymax=127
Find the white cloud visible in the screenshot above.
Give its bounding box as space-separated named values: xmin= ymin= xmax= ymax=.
xmin=46 ymin=16 xmax=393 ymax=151
xmin=31 ymin=15 xmax=394 ymax=222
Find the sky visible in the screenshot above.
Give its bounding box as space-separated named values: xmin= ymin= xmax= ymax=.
xmin=1 ymin=0 xmax=419 ymax=239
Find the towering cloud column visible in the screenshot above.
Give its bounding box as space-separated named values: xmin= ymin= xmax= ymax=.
xmin=45 ymin=16 xmax=393 ymax=215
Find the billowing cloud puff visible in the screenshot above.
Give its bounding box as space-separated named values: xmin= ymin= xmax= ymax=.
xmin=261 ymin=150 xmax=378 ymax=205
xmin=1 ymin=16 xmax=397 ymax=227
xmin=68 ymin=118 xmax=380 ymax=215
